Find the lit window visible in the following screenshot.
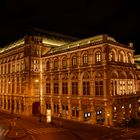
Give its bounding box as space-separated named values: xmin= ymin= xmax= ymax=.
xmin=128 ymin=81 xmax=133 ymax=94
xmin=95 ymin=51 xmax=101 ymax=63
xmin=111 ymin=80 xmax=117 ymax=96
xmin=72 ymin=56 xmax=77 ymax=66
xmin=120 ymin=80 xmax=125 ymax=95
xmin=109 ymin=51 xmax=115 ymax=61
xmin=33 ymin=60 xmax=39 ymax=71
xmin=83 ymin=53 xmax=88 ymax=65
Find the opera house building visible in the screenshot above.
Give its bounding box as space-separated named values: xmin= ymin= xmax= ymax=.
xmin=0 ymin=30 xmax=140 ymax=126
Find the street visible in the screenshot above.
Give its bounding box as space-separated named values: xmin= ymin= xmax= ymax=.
xmin=0 ymin=111 xmax=140 ymax=140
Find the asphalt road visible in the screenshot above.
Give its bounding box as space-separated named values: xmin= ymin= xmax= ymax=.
xmin=0 ymin=111 xmax=140 ymax=140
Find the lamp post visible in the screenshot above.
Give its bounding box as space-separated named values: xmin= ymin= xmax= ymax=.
xmin=107 ymin=113 xmax=110 ymax=127
xmin=35 ymin=79 xmax=41 ymax=122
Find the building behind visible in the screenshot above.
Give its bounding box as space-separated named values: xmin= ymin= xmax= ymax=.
xmin=0 ymin=32 xmax=140 ymax=126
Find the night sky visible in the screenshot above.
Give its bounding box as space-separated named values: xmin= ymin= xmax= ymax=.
xmin=0 ymin=0 xmax=140 ymax=54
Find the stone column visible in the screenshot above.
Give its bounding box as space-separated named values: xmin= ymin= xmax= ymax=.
xmin=103 ymin=71 xmax=107 ymax=98
xmin=59 ymin=73 xmax=62 ymax=96
xmin=51 ymin=97 xmax=54 ymax=116
xmin=50 ymin=73 xmax=53 ymax=96
xmin=89 ymin=49 xmax=93 ymax=65
xmin=91 ymin=102 xmax=96 ymax=124
xmin=68 ymin=71 xmax=71 ymax=96
xmin=78 ymin=72 xmax=82 ymax=96
xmin=68 ymin=99 xmax=71 ymax=119
xmin=59 ymin=98 xmax=62 ymax=115
xmin=78 ymin=99 xmax=83 ymax=121
xmin=90 ymin=79 xmax=94 ymax=96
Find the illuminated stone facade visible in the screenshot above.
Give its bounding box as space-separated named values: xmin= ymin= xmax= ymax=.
xmin=0 ymin=33 xmax=140 ymax=126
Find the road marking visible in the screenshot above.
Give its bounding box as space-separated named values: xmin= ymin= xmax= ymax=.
xmin=27 ymin=128 xmax=66 ymax=134
xmin=0 ymin=129 xmax=5 ymax=135
xmin=0 ymin=129 xmax=10 ymax=136
xmin=3 ymin=129 xmax=9 ymax=136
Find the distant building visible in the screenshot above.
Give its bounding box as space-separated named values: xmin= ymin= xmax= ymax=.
xmin=0 ymin=31 xmax=140 ymax=126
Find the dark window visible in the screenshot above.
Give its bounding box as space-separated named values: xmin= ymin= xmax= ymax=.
xmin=62 ymin=82 xmax=68 ymax=94
xmin=54 ymin=104 xmax=59 ymax=113
xmin=46 ymin=103 xmax=51 ymax=109
xmin=46 ymin=61 xmax=50 ymax=70
xmin=72 ymin=82 xmax=78 ymax=95
xmin=46 ymin=83 xmax=50 ymax=94
xmin=83 ymin=82 xmax=90 ymax=95
xmin=95 ymin=81 xmax=103 ymax=96
xmin=54 ymin=60 xmax=58 ymax=70
xmin=54 ymin=83 xmax=59 ymax=95
xmin=72 ymin=106 xmax=79 ymax=117
xmin=119 ymin=53 xmax=123 ymax=62
xmin=62 ymin=58 xmax=67 ymax=69
xmin=8 ymin=64 xmax=10 ymax=73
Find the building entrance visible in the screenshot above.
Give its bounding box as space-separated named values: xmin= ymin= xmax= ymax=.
xmin=32 ymin=102 xmax=40 ymax=115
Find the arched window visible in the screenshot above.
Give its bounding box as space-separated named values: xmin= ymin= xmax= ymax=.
xmin=54 ymin=59 xmax=58 ymax=70
xmin=82 ymin=72 xmax=90 ymax=95
xmin=119 ymin=52 xmax=124 ymax=62
xmin=95 ymin=72 xmax=103 ymax=96
xmin=109 ymin=51 xmax=115 ymax=61
xmin=62 ymin=57 xmax=67 ymax=69
xmin=71 ymin=73 xmax=78 ymax=95
xmin=128 ymin=53 xmax=131 ymax=63
xmin=17 ymin=77 xmax=19 ymax=94
xmin=95 ymin=51 xmax=101 ymax=63
xmin=53 ymin=74 xmax=59 ymax=95
xmin=46 ymin=78 xmax=50 ymax=95
xmin=62 ymin=73 xmax=68 ymax=95
xmin=72 ymin=55 xmax=77 ymax=66
xmin=110 ymin=72 xmax=118 ymax=96
xmin=83 ymin=53 xmax=88 ymax=65
xmin=46 ymin=61 xmax=50 ymax=70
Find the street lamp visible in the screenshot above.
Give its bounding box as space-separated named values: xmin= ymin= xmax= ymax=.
xmin=35 ymin=79 xmax=41 ymax=122
xmin=107 ymin=113 xmax=110 ymax=127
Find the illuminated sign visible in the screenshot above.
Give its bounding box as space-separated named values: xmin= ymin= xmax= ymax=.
xmin=46 ymin=109 xmax=51 ymax=123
